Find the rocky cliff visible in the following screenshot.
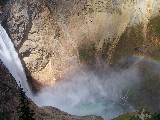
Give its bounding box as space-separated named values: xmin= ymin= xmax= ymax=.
xmin=0 ymin=60 xmax=103 ymax=120
xmin=1 ymin=0 xmax=160 ymax=88
xmin=1 ymin=0 xmax=160 ymax=119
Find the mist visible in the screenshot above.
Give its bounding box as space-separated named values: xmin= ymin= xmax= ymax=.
xmin=33 ymin=65 xmax=142 ymax=120
xmin=1 ymin=0 xmax=160 ymax=119
xmin=0 ymin=21 xmax=146 ymax=120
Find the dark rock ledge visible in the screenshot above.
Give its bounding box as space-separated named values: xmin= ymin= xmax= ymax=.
xmin=0 ymin=60 xmax=103 ymax=120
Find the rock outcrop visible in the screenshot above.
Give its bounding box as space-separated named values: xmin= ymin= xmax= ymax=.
xmin=113 ymin=109 xmax=160 ymax=120
xmin=1 ymin=0 xmax=160 ymax=88
xmin=1 ymin=0 xmax=160 ymax=119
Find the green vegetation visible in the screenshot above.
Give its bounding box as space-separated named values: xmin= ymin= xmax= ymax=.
xmin=111 ymin=24 xmax=144 ymax=66
xmin=113 ymin=109 xmax=160 ymax=120
xmin=17 ymin=85 xmax=35 ymax=120
xmin=149 ymin=17 xmax=160 ymax=37
xmin=79 ymin=43 xmax=96 ymax=64
xmin=0 ymin=112 xmax=11 ymax=120
xmin=146 ymin=16 xmax=160 ymax=60
xmin=83 ymin=0 xmax=122 ymax=15
xmin=113 ymin=112 xmax=135 ymax=120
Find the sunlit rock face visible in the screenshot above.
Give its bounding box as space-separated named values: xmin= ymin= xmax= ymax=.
xmin=1 ymin=0 xmax=160 ymax=87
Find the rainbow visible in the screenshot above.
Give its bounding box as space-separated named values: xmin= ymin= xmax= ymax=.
xmin=122 ymin=54 xmax=160 ymax=69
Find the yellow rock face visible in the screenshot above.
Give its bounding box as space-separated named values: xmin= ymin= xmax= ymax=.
xmin=6 ymin=0 xmax=160 ymax=87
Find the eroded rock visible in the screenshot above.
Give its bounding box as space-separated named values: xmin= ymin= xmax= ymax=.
xmin=0 ymin=0 xmax=160 ymax=88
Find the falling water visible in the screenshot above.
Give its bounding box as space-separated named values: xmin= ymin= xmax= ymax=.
xmin=0 ymin=25 xmax=32 ymax=97
xmin=0 ymin=0 xmax=160 ymax=120
xmin=0 ymin=24 xmax=141 ymax=120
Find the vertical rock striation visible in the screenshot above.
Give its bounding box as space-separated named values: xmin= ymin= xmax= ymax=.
xmin=0 ymin=0 xmax=160 ymax=88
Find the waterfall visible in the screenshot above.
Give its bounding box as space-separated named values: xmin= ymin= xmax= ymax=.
xmin=0 ymin=25 xmax=136 ymax=120
xmin=0 ymin=24 xmax=32 ymax=97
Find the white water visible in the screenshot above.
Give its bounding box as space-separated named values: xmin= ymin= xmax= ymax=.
xmin=0 ymin=25 xmax=32 ymax=97
xmin=0 ymin=1 xmax=160 ymax=120
xmin=34 ymin=66 xmax=141 ymax=120
xmin=0 ymin=25 xmax=140 ymax=120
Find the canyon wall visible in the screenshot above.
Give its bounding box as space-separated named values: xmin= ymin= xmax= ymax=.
xmin=0 ymin=0 xmax=160 ymax=88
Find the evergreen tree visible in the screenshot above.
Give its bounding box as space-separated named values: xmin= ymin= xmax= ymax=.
xmin=17 ymin=84 xmax=35 ymax=120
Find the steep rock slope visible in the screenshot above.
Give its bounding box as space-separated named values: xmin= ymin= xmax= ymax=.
xmin=0 ymin=60 xmax=103 ymax=120
xmin=0 ymin=0 xmax=160 ymax=88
